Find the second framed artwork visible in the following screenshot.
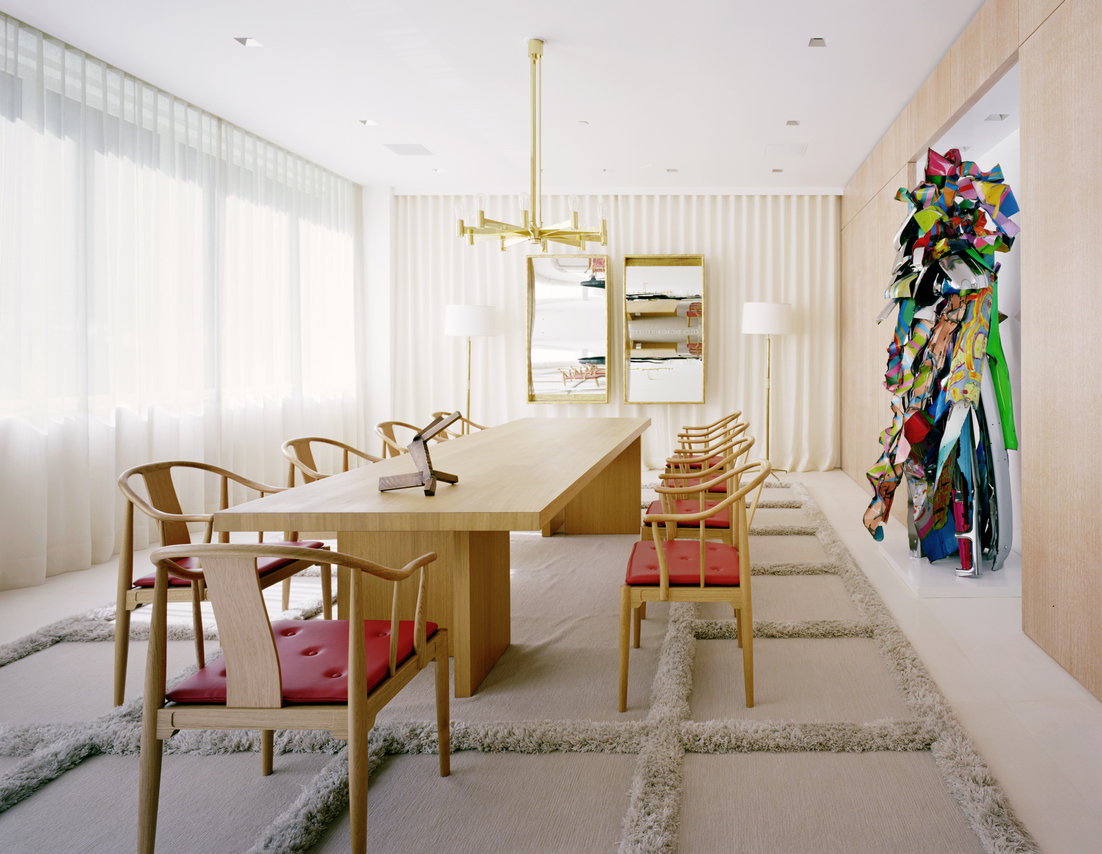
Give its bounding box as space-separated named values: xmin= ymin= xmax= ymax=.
xmin=623 ymin=254 xmax=705 ymax=404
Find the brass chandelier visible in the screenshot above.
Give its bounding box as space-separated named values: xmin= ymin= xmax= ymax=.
xmin=457 ymin=39 xmax=607 ymax=252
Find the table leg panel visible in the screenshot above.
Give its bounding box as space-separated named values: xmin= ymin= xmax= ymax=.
xmin=564 ymin=437 xmax=642 ymax=534
xmin=453 ymin=531 xmax=511 ymax=697
xmin=337 ymin=530 xmax=511 ymax=698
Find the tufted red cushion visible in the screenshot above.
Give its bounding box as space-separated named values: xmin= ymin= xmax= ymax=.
xmin=645 ymin=499 xmax=729 ymax=528
xmin=166 ymin=618 xmax=438 ymax=704
xmin=679 ymin=477 xmax=728 ymax=494
xmin=133 ymin=540 xmax=326 ymax=588
xmin=671 ymin=454 xmax=723 ymax=471
xmin=625 ymin=540 xmax=740 ymax=586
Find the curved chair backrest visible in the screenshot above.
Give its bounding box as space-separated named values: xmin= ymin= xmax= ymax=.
xmin=647 ymin=458 xmax=771 ymax=593
xmin=376 ymin=420 xmax=446 ymax=457
xmin=117 ymin=460 xmax=274 ymax=548
xmin=282 ymin=437 xmax=381 ymax=486
xmin=431 ymin=411 xmax=486 ymax=438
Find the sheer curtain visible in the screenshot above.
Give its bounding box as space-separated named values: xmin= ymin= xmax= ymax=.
xmin=389 ymin=193 xmax=840 ymax=472
xmin=0 ymin=15 xmax=362 ymax=589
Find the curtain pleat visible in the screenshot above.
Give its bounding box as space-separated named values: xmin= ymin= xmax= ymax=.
xmin=391 ymin=193 xmax=840 ymax=472
xmin=0 ymin=15 xmax=362 ymax=589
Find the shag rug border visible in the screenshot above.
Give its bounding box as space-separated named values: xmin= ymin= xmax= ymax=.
xmin=0 ymin=482 xmax=1038 ymax=854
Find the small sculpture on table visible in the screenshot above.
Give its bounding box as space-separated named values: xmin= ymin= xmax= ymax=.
xmin=377 ymin=412 xmax=461 ymax=496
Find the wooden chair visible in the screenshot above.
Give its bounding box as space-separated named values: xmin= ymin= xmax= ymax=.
xmin=667 ymin=417 xmax=751 ymax=479
xmin=675 ymin=410 xmax=745 ymax=452
xmin=431 ymin=411 xmax=486 ymax=438
xmin=280 ymin=437 xmax=382 ymax=612
xmin=115 ymin=461 xmax=332 ymax=707
xmin=137 ymin=543 xmax=449 ymax=854
xmin=375 ymin=420 xmax=446 ymax=458
xmin=620 ymin=459 xmax=770 ymax=711
xmin=281 ymin=436 xmax=381 ymax=485
xmin=642 ymin=436 xmax=757 ymax=545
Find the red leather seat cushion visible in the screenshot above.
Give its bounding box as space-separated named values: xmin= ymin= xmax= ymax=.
xmin=645 ymin=499 xmax=729 ymax=528
xmin=624 ymin=540 xmax=740 ymax=586
xmin=671 ymin=454 xmax=723 ymax=471
xmin=166 ymin=618 xmax=438 ymax=704
xmin=679 ymin=477 xmax=728 ymax=494
xmin=133 ymin=540 xmax=326 ymax=587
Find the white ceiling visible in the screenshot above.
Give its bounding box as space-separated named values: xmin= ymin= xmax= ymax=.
xmin=3 ymin=0 xmax=1019 ymax=194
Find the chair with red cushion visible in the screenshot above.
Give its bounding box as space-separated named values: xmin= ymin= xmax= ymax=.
xmin=115 ymin=461 xmax=332 ymax=706
xmin=281 ymin=437 xmax=382 ymax=613
xmin=674 ymin=410 xmax=745 ymax=454
xmin=667 ymin=416 xmax=751 ymax=478
xmin=643 ymin=436 xmax=757 ymax=546
xmin=620 ymin=459 xmax=770 ymax=711
xmin=137 ymin=543 xmax=449 ymax=854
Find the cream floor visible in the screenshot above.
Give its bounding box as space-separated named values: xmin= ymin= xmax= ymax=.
xmin=1 ymin=469 xmax=1099 ymax=853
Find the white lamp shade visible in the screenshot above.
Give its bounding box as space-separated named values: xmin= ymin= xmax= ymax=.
xmin=444 ymin=304 xmax=496 ymax=337
xmin=741 ymin=301 xmax=794 ymax=336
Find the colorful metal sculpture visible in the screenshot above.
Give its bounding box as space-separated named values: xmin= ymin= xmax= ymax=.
xmin=863 ymin=148 xmax=1019 ymax=576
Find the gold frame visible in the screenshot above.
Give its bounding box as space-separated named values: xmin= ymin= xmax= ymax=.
xmin=623 ymin=254 xmax=705 ymax=405
xmin=526 ymin=254 xmax=611 ymax=403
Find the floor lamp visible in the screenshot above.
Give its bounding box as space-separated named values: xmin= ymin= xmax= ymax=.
xmin=741 ymin=301 xmax=794 ymax=471
xmin=444 ymin=304 xmax=496 ymax=435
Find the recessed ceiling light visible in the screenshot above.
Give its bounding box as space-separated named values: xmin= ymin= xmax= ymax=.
xmin=785 ymin=119 xmax=800 ymax=127
xmin=577 ymin=120 xmax=590 ymax=127
xmin=233 ymin=37 xmax=262 ymax=48
xmin=432 ymin=168 xmax=446 ymax=174
xmin=985 ymin=113 xmax=1010 ymax=122
xmin=602 ymin=168 xmax=613 ymax=174
xmin=666 ymin=168 xmax=679 ymax=174
xmin=772 ymin=168 xmax=784 ymax=173
xmin=358 ymin=119 xmax=378 ymax=127
xmin=808 ymin=37 xmax=826 ymax=48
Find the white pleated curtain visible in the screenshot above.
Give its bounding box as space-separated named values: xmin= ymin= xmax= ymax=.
xmin=391 ymin=193 xmax=840 ymax=472
xmin=0 ymin=16 xmax=362 ymax=589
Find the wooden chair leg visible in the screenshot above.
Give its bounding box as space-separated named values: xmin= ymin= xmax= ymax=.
xmin=113 ymin=605 xmax=131 ymax=707
xmin=632 ymin=603 xmax=642 ymax=649
xmin=733 ymin=604 xmax=742 ymax=648
xmin=190 ymin=583 xmax=205 ymax=667
xmin=281 ymin=578 xmax=292 ymax=612
xmin=137 ymin=718 xmax=163 ymax=854
xmin=618 ymin=586 xmax=631 ymax=713
xmin=336 ymin=566 xmax=350 ymax=617
xmin=434 ymin=634 xmax=451 ymax=777
xmin=741 ymin=607 xmax=754 ymax=708
xmin=261 ymin=729 xmax=274 ymax=776
xmin=321 ymin=564 xmax=333 ymax=620
xmin=639 ymin=601 xmax=647 ymax=621
xmin=139 ymin=576 xmax=169 ymax=854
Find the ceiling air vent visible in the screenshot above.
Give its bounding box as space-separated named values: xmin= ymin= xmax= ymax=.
xmin=383 ymin=143 xmax=434 ymax=156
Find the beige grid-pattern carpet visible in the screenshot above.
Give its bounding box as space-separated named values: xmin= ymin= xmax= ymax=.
xmin=0 ymin=481 xmax=1036 ymax=853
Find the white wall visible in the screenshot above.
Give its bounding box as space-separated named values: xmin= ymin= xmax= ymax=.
xmin=371 ymin=193 xmax=842 ymax=471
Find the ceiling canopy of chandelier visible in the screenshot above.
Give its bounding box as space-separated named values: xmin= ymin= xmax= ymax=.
xmin=457 ymin=38 xmax=607 ymax=252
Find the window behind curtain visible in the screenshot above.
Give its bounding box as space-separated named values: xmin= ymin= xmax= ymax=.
xmin=0 ymin=14 xmax=362 ymax=588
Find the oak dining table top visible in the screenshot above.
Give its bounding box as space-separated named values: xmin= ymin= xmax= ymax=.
xmin=213 ymin=416 xmax=651 ymax=535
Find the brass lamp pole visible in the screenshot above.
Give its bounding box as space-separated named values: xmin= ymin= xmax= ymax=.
xmin=741 ymin=301 xmax=794 ymax=472
xmin=444 ymin=304 xmax=496 ymax=434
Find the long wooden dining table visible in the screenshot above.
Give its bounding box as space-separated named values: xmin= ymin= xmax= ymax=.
xmin=213 ymin=416 xmax=650 ymax=696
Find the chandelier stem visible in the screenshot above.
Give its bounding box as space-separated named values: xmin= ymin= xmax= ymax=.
xmin=529 ymin=38 xmax=543 ymax=239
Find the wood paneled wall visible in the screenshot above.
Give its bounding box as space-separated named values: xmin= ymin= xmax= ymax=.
xmin=840 ymin=0 xmax=1102 ymax=700
xmin=1019 ymin=0 xmax=1102 ymax=698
